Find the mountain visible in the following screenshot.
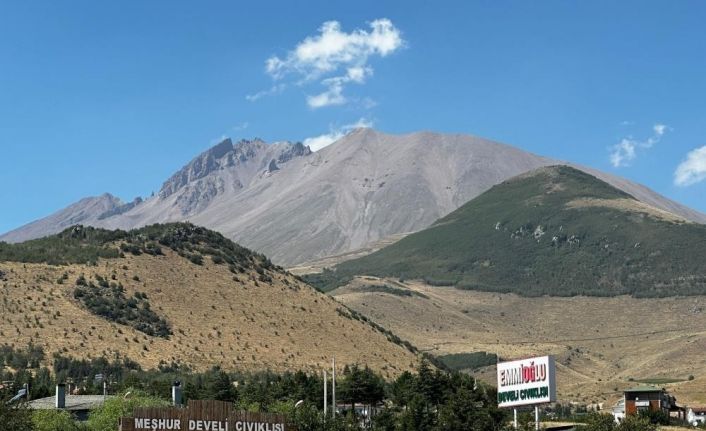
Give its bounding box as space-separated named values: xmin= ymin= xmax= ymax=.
xmin=3 ymin=129 xmax=705 ymax=266
xmin=0 ymin=193 xmax=124 ymax=243
xmin=323 ymin=166 xmax=706 ymax=297
xmin=0 ymin=223 xmax=418 ymax=376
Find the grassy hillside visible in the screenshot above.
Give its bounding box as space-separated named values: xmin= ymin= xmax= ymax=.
xmin=332 ymin=277 xmax=706 ymax=405
xmin=0 ymin=223 xmax=419 ymax=377
xmin=0 ymin=223 xmax=270 ymax=269
xmin=323 ymin=166 xmax=706 ymax=297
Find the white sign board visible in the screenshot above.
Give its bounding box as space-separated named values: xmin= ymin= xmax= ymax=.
xmin=496 ymin=355 xmax=557 ymax=408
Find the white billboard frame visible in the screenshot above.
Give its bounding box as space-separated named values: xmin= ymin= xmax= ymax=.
xmin=496 ymin=355 xmax=557 ymax=408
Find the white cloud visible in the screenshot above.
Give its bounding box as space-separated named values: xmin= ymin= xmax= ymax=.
xmin=245 ymin=84 xmax=285 ymax=101
xmin=303 ymin=118 xmax=374 ymax=151
xmin=609 ymin=123 xmax=669 ymax=167
xmin=653 ymin=123 xmax=667 ymax=136
xmin=674 ymin=145 xmax=706 ymax=186
xmin=307 ymin=81 xmax=346 ymax=108
xmin=305 ymin=66 xmax=374 ymax=108
xmin=609 ymin=138 xmax=638 ymax=168
xmin=256 ymin=19 xmax=403 ymax=108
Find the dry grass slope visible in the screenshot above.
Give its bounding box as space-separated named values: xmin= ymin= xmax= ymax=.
xmin=0 ymin=250 xmax=418 ymax=378
xmin=333 ymin=276 xmax=706 ymax=405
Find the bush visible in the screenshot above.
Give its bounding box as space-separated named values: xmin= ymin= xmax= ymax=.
xmin=579 ymin=412 xmax=658 ymax=431
xmin=0 ymin=223 xmax=271 ymax=275
xmin=0 ymin=400 xmax=33 ymax=431
xmin=437 ymin=352 xmax=497 ymax=371
xmin=582 ymin=412 xmax=616 ymax=431
xmin=188 ymin=253 xmax=204 ymax=265
xmin=87 ymin=389 xmax=169 ymax=431
xmin=300 ymin=268 xmax=351 ymax=293
xmin=32 ymin=409 xmax=83 ymax=431
xmin=73 ymin=278 xmax=171 ymax=338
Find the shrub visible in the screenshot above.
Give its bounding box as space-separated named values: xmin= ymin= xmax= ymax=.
xmin=87 ymin=390 xmax=168 ymax=431
xmin=32 ymin=409 xmax=82 ymax=431
xmin=73 ymin=279 xmax=171 ymax=338
xmin=0 ymin=400 xmax=33 ymax=431
xmin=188 ymin=253 xmax=204 ymax=265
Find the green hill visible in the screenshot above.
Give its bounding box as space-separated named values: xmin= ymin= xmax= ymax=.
xmin=315 ymin=166 xmax=706 ymax=297
xmin=0 ymin=222 xmax=273 ymax=270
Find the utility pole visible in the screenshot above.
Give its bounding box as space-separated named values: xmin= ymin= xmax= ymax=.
xmin=332 ymin=357 xmax=336 ymax=418
xmin=323 ymin=370 xmax=328 ymax=419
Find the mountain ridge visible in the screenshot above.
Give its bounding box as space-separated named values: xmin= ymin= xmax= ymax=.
xmin=0 ymin=193 xmax=124 ymax=243
xmin=3 ymin=129 xmax=704 ymax=266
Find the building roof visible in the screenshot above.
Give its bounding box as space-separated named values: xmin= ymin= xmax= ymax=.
xmin=28 ymin=395 xmax=113 ymax=411
xmin=624 ymin=385 xmax=664 ymax=393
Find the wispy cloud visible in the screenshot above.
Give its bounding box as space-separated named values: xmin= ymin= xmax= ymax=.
xmin=245 ymin=84 xmax=285 ymax=102
xmin=303 ymin=118 xmax=373 ymax=151
xmin=253 ymin=19 xmax=404 ymax=108
xmin=609 ymin=123 xmax=669 ymax=168
xmin=674 ymin=145 xmax=706 ymax=186
xmin=232 ymin=122 xmax=249 ymax=131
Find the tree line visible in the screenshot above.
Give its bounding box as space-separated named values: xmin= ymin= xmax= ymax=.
xmin=0 ymin=344 xmax=669 ymax=431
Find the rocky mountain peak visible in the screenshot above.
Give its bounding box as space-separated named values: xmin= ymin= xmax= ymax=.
xmin=231 ymin=138 xmax=266 ymax=163
xmin=158 ymin=138 xmax=312 ymax=200
xmin=159 ymin=138 xmax=236 ymax=199
xmin=208 ymin=138 xmax=234 ymax=159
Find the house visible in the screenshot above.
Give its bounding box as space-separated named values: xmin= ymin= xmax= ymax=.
xmin=27 ymin=384 xmax=112 ymax=421
xmin=620 ymin=385 xmax=685 ymax=421
xmin=687 ymin=406 xmax=706 ymax=426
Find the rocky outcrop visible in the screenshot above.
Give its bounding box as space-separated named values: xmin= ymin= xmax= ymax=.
xmin=159 ymin=138 xmax=236 ymax=199
xmin=268 ymin=159 xmax=280 ymax=172
xmin=277 ymin=142 xmax=311 ymax=163
xmin=97 ymin=197 xmax=143 ymax=220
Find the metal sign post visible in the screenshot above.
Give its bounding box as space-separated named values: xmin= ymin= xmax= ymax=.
xmin=497 ymin=355 xmax=556 ymax=430
xmin=535 ymin=405 xmax=540 ymax=430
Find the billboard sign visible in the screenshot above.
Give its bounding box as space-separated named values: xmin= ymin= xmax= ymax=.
xmin=496 ymin=355 xmax=557 ymax=408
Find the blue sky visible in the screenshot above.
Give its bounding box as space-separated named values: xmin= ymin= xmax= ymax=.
xmin=1 ymin=0 xmax=705 ymax=233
